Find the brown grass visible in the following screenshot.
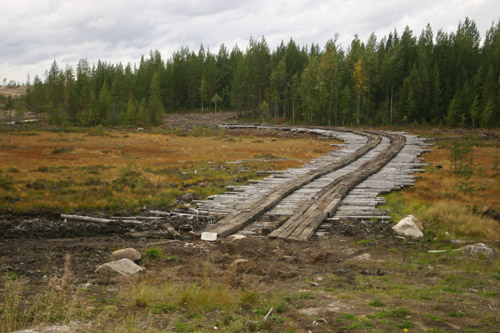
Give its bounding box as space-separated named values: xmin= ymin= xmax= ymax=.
xmin=0 ymin=129 xmax=339 ymax=213
xmin=403 ymin=135 xmax=500 ymax=211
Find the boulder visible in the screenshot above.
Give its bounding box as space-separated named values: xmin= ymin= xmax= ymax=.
xmin=111 ymin=248 xmax=141 ymax=261
xmin=95 ymin=258 xmax=144 ymax=277
xmin=462 ymin=243 xmax=499 ymax=259
xmin=392 ymin=215 xmax=424 ymax=239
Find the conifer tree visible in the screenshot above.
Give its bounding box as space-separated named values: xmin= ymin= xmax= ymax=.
xmin=148 ymin=72 xmax=165 ymax=125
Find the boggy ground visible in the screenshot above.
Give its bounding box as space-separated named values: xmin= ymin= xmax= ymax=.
xmin=1 ymin=216 xmax=499 ymax=332
xmin=0 ymin=122 xmax=336 ymax=214
xmin=1 ymin=117 xmax=500 ymax=332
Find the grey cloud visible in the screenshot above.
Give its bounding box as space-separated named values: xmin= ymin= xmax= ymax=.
xmin=0 ymin=0 xmax=498 ymax=83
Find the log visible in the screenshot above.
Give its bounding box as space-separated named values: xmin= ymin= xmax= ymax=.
xmin=149 ymin=210 xmax=170 ymax=216
xmin=61 ymin=214 xmax=112 ymax=223
xmin=110 ymin=216 xmax=163 ymax=220
xmin=165 ymin=223 xmax=182 ymax=239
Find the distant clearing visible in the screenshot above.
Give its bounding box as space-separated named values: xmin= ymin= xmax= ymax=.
xmin=0 ymin=85 xmax=26 ymax=98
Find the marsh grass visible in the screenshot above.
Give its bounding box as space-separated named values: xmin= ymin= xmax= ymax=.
xmin=420 ymin=201 xmax=500 ymax=239
xmin=0 ymin=128 xmax=335 ymax=214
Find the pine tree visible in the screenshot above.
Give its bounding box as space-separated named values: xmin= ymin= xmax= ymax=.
xmin=481 ymin=98 xmax=495 ymax=128
xmin=300 ymin=56 xmax=320 ymax=123
xmin=353 ymin=57 xmax=368 ymax=125
xmin=319 ymin=41 xmax=340 ymax=125
xmin=268 ymin=57 xmax=287 ymax=118
xmin=97 ymin=83 xmax=112 ymax=124
xmin=199 ymin=76 xmax=208 ymax=112
xmin=136 ymin=98 xmax=150 ymax=127
xmin=148 ymin=72 xmax=165 ymax=125
xmin=124 ymin=96 xmax=137 ymax=125
xmin=446 ymin=93 xmax=461 ymax=127
xmin=470 ymin=95 xmax=481 ymax=128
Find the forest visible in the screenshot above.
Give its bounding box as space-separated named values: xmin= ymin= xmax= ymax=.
xmin=22 ymin=18 xmax=500 ymax=128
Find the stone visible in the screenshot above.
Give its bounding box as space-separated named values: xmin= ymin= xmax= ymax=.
xmin=14 ymin=325 xmax=71 ymax=333
xmin=462 ymin=243 xmax=499 ymax=259
xmin=299 ymin=304 xmax=341 ymax=316
xmin=201 ymin=231 xmax=217 ymax=242
xmin=298 ymin=307 xmax=323 ymax=316
xmin=180 ymin=192 xmax=197 ymax=202
xmin=111 ymin=248 xmax=141 ymax=261
xmin=95 ymin=258 xmax=144 ymax=277
xmin=226 ymin=234 xmax=246 ymax=242
xmin=352 ymin=253 xmax=372 ymax=261
xmin=392 ymin=215 xmax=424 ymax=239
xmin=229 ymin=258 xmax=249 ymax=267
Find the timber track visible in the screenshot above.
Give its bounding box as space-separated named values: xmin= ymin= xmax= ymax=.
xmin=195 ymin=125 xmax=430 ymax=241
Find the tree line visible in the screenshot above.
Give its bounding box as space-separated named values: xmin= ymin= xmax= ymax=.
xmin=24 ymin=18 xmax=500 ymax=128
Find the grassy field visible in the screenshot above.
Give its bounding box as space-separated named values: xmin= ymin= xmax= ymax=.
xmin=0 ymin=126 xmax=337 ymax=214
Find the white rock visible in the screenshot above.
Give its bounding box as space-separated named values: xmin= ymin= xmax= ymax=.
xmin=14 ymin=325 xmax=71 ymax=333
xmin=95 ymin=258 xmax=144 ymax=276
xmin=201 ymin=232 xmax=217 ymax=242
xmin=111 ymin=248 xmax=142 ymax=261
xmin=462 ymin=243 xmax=499 ymax=259
xmin=352 ymin=253 xmax=372 ymax=261
xmin=226 ymin=234 xmax=246 ymax=242
xmin=392 ymin=215 xmax=424 ymax=239
xmin=298 ymin=307 xmax=323 ymax=316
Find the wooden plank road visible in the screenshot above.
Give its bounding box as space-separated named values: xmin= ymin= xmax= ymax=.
xmin=202 ymin=128 xmax=387 ymax=239
xmin=268 ymin=131 xmax=405 ymax=241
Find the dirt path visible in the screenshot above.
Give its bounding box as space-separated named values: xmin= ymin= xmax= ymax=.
xmin=1 ymin=215 xmax=498 ymax=332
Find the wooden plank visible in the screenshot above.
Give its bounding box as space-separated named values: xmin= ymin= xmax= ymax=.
xmin=203 ymin=130 xmax=382 ymax=238
xmin=268 ymin=131 xmax=405 ymax=241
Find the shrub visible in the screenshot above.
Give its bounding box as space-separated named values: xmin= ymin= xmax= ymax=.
xmin=145 ymin=247 xmax=163 ymax=259
xmin=51 ymin=146 xmax=75 ymax=154
xmin=87 ymin=124 xmax=107 ymax=136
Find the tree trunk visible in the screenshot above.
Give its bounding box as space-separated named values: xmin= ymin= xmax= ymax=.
xmin=356 ymin=92 xmax=361 ymax=125
xmin=282 ymin=95 xmax=287 ymax=119
xmin=9 ymin=107 xmax=12 ymax=144
xmin=390 ymin=85 xmax=393 ymax=124
xmin=328 ymin=94 xmax=332 ymax=125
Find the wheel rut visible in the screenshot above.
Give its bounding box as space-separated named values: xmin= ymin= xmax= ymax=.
xmin=196 ymin=125 xmax=429 ymax=241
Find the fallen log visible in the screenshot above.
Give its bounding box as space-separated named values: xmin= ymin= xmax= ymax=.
xmin=61 ymin=214 xmax=112 ymax=223
xmin=110 ymin=216 xmax=164 ymax=220
xmin=165 ymin=223 xmax=182 ymax=239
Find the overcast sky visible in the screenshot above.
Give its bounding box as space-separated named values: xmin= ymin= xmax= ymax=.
xmin=1 ymin=0 xmax=498 ymax=84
